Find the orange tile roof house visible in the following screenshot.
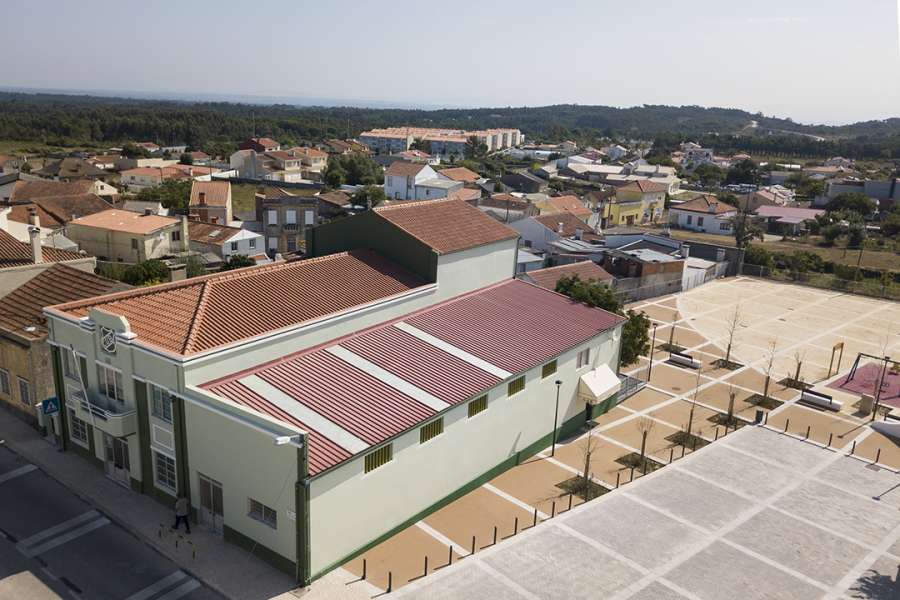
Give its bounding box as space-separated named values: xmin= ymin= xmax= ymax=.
xmin=668 ymin=195 xmax=737 ymax=235
xmin=523 ymin=260 xmax=614 ymax=290
xmin=66 ymin=209 xmax=189 ymax=262
xmin=384 ymin=161 xmax=463 ymax=201
xmin=438 ymin=166 xmax=480 ymax=184
xmin=239 ymin=137 xmax=281 ymax=153
xmin=189 ymin=181 xmax=233 ymax=224
xmin=540 ymin=195 xmax=593 ymax=220
xmin=42 ymin=197 xmax=627 ymax=586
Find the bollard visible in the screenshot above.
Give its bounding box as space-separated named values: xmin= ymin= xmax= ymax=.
xmin=828 ymin=432 xmax=833 ymax=447
xmin=533 ymin=507 xmax=538 ymax=527
xmin=692 ymin=437 xmax=697 ymax=451
xmin=616 ymin=472 xmax=620 ymax=488
xmin=715 ymin=428 xmax=720 ymax=441
xmin=448 ymin=545 xmax=453 ymax=566
xmin=175 ymin=537 xmax=179 ymax=549
xmin=424 ymin=556 xmax=428 ymax=576
xmin=784 ymin=418 xmax=790 ymax=433
xmin=876 ymin=448 xmax=882 ymax=464
xmin=851 ymin=440 xmax=857 ymax=455
xmin=764 ymin=411 xmax=768 ymax=426
xmin=681 ymin=445 xmax=686 ymax=458
xmin=669 ymin=447 xmax=674 ymax=464
xmin=387 ymin=572 xmax=392 ymax=593
xmin=551 ymin=501 xmax=556 ymax=518
xmin=630 ymin=466 xmax=635 ymax=482
xmin=493 ymin=525 xmax=498 ymax=545
xmin=568 ymin=494 xmax=573 ymax=511
xmin=362 ymin=559 xmax=366 ymax=581
xmin=514 ymin=517 xmax=519 ymax=536
xmin=190 ymin=542 xmax=196 ymax=560
xmin=471 ymin=536 xmax=476 ymax=556
xmin=806 ymin=425 xmax=811 ymax=440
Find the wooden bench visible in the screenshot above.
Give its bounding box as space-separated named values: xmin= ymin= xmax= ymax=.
xmin=799 ymin=389 xmax=842 ymax=411
xmin=668 ymin=351 xmax=701 ymax=370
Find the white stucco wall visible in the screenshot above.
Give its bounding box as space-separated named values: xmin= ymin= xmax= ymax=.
xmin=435 ymin=239 xmax=518 ymax=298
xmin=669 ymin=210 xmax=733 ymax=235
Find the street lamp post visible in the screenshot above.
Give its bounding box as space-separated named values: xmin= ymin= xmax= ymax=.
xmin=552 ymin=380 xmax=562 ymax=457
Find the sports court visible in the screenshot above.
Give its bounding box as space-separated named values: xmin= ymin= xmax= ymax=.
xmin=337 ymin=277 xmax=900 ymax=597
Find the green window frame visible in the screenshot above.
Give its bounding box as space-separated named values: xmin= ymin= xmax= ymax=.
xmin=419 ymin=418 xmax=444 ymax=444
xmin=468 ymin=395 xmax=487 ymax=418
xmin=542 ymin=360 xmax=557 ymax=379
xmin=507 ymin=376 xmax=525 ymax=397
xmin=364 ymin=444 xmax=393 ymax=473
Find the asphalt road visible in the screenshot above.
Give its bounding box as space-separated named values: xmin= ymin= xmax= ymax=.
xmin=0 ymin=444 xmax=223 ymax=600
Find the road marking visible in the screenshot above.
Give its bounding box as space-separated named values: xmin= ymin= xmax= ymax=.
xmin=0 ymin=464 xmax=37 ymax=484
xmin=414 ymin=522 xmax=467 ymax=556
xmin=156 ymin=579 xmax=201 ymax=600
xmin=125 ymin=571 xmax=187 ymax=600
xmin=19 ymin=515 xmax=109 ymax=557
xmin=482 ymin=483 xmax=548 ymax=520
xmin=15 ymin=510 xmax=100 ymax=549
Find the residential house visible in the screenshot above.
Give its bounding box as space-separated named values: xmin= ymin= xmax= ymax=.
xmin=600 ymin=248 xmax=685 ymax=301
xmin=255 ymin=189 xmax=320 ymax=255
xmin=66 ymin=209 xmax=189 ymax=263
xmin=668 ymin=195 xmax=737 ymax=234
xmin=6 ymin=177 xmax=117 ymax=203
xmin=0 ymin=264 xmax=123 ymax=426
xmin=0 ymin=156 xmax=26 ymax=174
xmin=240 ymin=137 xmax=281 ymax=153
xmin=184 ymin=151 xmax=211 ymax=165
xmin=189 ymin=181 xmax=233 ymax=225
xmin=522 ymin=261 xmax=613 ymax=291
xmin=34 ymin=158 xmax=111 ymax=182
xmin=316 ymin=191 xmax=352 ymax=217
xmin=501 ymin=170 xmax=548 ymax=194
xmin=601 ymin=145 xmax=629 ymax=160
xmin=122 ymin=200 xmax=168 ymax=216
xmin=510 ymin=211 xmax=600 ymax=254
xmin=476 ymin=194 xmax=537 ymax=223
xmin=535 ymin=195 xmax=594 ymax=223
xmin=755 ymin=205 xmax=824 ymax=236
xmin=360 ymin=127 xmax=522 ymax=157
xmin=188 ymin=221 xmax=268 ymax=266
xmin=136 ymin=142 xmax=161 ymax=154
xmin=819 ymin=178 xmax=899 ymax=211
xmin=384 ymin=161 xmax=463 ymax=201
xmin=438 ymin=167 xmax=480 ymax=185
xmin=119 ymin=167 xmax=191 ymax=191
xmin=321 ymin=139 xmax=370 ymax=155
xmin=681 ymin=142 xmax=714 ymax=167
xmin=606 ymin=180 xmax=667 ymax=227
xmin=0 ymin=225 xmax=96 ymax=296
xmin=397 ymin=150 xmax=438 ymax=165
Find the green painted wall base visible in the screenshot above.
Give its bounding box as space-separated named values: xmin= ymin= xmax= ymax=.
xmin=224 ymin=525 xmax=296 ymax=576
xmin=311 ymin=402 xmax=613 ymax=582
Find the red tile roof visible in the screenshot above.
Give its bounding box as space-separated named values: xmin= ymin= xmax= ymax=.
xmin=525 ymin=261 xmax=613 ymax=291
xmin=49 ymin=250 xmax=425 ymax=356
xmin=68 ymin=209 xmax=180 ymax=235
xmin=374 ymin=198 xmax=519 ymax=254
xmin=11 ymin=179 xmax=96 ymax=201
xmin=0 ymin=264 xmax=123 ymax=340
xmin=187 ymin=221 xmax=242 ymax=245
xmin=317 ymin=191 xmax=351 ymax=207
xmin=448 ymin=187 xmax=481 ymax=203
xmin=547 ymin=195 xmax=592 ymax=218
xmin=385 ymin=161 xmax=428 ymax=178
xmin=204 ymin=278 xmax=622 ymax=476
xmin=439 ymin=166 xmax=480 ymax=183
xmin=0 ymin=230 xmax=85 ymax=268
xmin=672 ymin=195 xmax=736 ymax=215
xmin=620 ymin=180 xmax=668 ymax=194
xmin=533 ymin=212 xmax=597 ymax=239
xmin=5 ymin=194 xmax=114 ymax=228
xmin=190 ymin=181 xmax=230 ymax=207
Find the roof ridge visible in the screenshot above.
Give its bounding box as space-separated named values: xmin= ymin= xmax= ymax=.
xmin=182 ymin=280 xmax=213 ymax=354
xmin=374 ymin=197 xmax=458 ymax=213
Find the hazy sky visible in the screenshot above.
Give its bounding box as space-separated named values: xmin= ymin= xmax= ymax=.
xmin=5 ymin=0 xmax=900 ymax=124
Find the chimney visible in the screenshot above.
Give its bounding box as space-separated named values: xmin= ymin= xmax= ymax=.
xmin=681 ymin=243 xmax=690 ymax=259
xmin=708 ymin=201 xmax=717 ymax=214
xmin=27 ymin=207 xmax=40 ymax=229
xmin=575 ymin=228 xmax=583 ymax=240
xmin=180 ymin=215 xmax=189 ymax=252
xmin=198 ymin=192 xmax=207 ymax=206
xmin=557 ymin=222 xmax=564 ymax=234
xmin=28 ymin=224 xmax=42 ymax=264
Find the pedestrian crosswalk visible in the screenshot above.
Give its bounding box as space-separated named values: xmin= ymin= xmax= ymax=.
xmin=0 ymin=463 xmax=37 ymax=484
xmin=15 ymin=510 xmax=110 ymax=557
xmin=125 ymin=571 xmax=201 ymax=600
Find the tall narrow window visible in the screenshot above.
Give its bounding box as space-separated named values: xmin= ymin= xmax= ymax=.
xmin=150 ymin=384 xmax=173 ymax=423
xmin=97 ymin=364 xmax=124 ymax=404
xmin=154 ymin=451 xmax=177 ymax=493
xmin=364 ymin=444 xmax=393 ymax=473
xmin=576 ymin=348 xmax=591 ymax=369
xmin=507 ymin=376 xmax=525 ymax=397
xmin=419 ymin=418 xmax=444 ymax=444
xmin=468 ymin=395 xmax=487 ymax=417
xmin=542 ymin=360 xmax=557 ymax=379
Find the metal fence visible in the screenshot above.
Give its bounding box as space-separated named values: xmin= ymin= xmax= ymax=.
xmin=741 ymin=264 xmax=900 ymax=301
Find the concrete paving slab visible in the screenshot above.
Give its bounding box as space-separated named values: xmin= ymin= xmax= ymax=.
xmin=775 ymin=479 xmax=900 ymax=546
xmin=853 ymin=432 xmax=900 ymax=470
xmin=724 ymin=426 xmax=827 ymax=472
xmin=551 ymin=438 xmax=630 ymax=488
xmin=619 ymin=388 xmax=675 ymax=412
xmin=489 ymin=457 xmax=578 ymax=515
xmin=392 ymin=561 xmax=528 ymax=600
xmin=565 ymin=494 xmax=705 ymax=569
xmin=727 ymin=507 xmax=869 ymax=585
xmin=638 ymin=305 xmax=681 ymax=324
xmin=626 ymin=581 xmax=690 ymax=600
xmin=423 ymin=487 xmax=533 ymax=551
xmin=665 ymin=540 xmax=824 ymax=600
xmin=592 ymin=406 xmax=634 ymax=428
xmin=627 ymin=468 xmax=753 ymax=530
xmin=766 ymin=405 xmax=866 ymax=449
xmin=649 ymin=364 xmax=710 ymax=396
xmin=845 ymin=555 xmax=900 ymax=599
xmin=679 ymin=444 xmax=795 ymax=500
xmin=483 ymin=525 xmax=640 ymax=600
xmin=815 ymin=455 xmax=900 ymax=509
xmin=604 ymin=420 xmax=681 ymax=458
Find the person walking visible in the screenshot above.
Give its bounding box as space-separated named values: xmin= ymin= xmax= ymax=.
xmin=173 ymin=496 xmax=191 ymax=534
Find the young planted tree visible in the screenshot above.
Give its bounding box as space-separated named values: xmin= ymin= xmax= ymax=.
xmin=580 ymin=428 xmax=601 ymax=501
xmin=725 ymin=385 xmax=737 ymax=428
xmin=720 ymin=303 xmax=743 ymax=369
xmin=762 ymin=338 xmax=778 ymax=402
xmin=636 ymin=417 xmax=655 ymax=474
xmin=686 ymin=367 xmax=703 ymax=440
xmin=791 ymin=349 xmax=807 ymax=388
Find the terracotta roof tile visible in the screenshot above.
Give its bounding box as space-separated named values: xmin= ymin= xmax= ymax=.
xmin=50 ymin=250 xmax=425 ymax=356
xmin=69 ymin=209 xmax=180 ymax=235
xmin=533 ymin=212 xmax=595 ymax=238
xmin=317 ymin=191 xmax=351 ymax=207
xmin=11 ymin=180 xmax=96 ymax=201
xmin=620 ymin=180 xmax=668 ymax=194
xmin=439 ymin=166 xmax=480 ymax=183
xmin=190 ymin=181 xmax=230 ymax=207
xmin=187 ymin=221 xmax=241 ymax=245
xmin=374 ymin=198 xmax=519 ymax=254
xmin=385 ymin=161 xmax=428 ymax=177
xmin=672 ymin=195 xmax=736 ymax=214
xmin=6 ymin=194 xmax=113 ymax=228
xmin=525 ymin=261 xmax=613 ymax=291
xmin=0 ymin=230 xmax=85 ymax=268
xmin=547 ymin=195 xmax=591 ymax=217
xmin=0 ymin=264 xmax=122 ymax=339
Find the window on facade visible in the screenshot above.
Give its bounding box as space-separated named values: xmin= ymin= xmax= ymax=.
xmin=248 ymin=498 xmax=277 ymax=528
xmin=286 ymin=237 xmax=297 ymax=252
xmin=154 ymin=451 xmax=177 ymax=493
xmin=364 ymin=444 xmax=393 ymax=473
xmin=230 ymin=241 xmax=238 ymax=252
xmin=576 ymin=348 xmax=591 ymax=369
xmin=697 ymin=217 xmax=705 ymax=227
xmin=0 ymin=369 xmax=10 ymax=395
xmin=69 ymin=410 xmax=88 ymax=445
xmin=304 ymin=210 xmax=314 ymax=225
xmin=62 ymin=351 xmax=80 ymax=381
xmin=267 ymin=209 xmax=278 ymax=225
xmin=17 ymin=378 xmax=30 ymax=406
xmin=542 ymin=360 xmax=557 ymax=379
xmin=171 ymin=230 xmax=181 ymax=242
xmin=507 ymin=376 xmax=525 ymax=397
xmin=248 ymin=238 xmax=256 ymax=249
xmin=387 ymin=176 xmax=393 ymax=186
xmin=419 ymin=418 xmax=444 ymax=444
xmin=267 ymin=237 xmax=278 ymax=250
xmin=97 ymin=364 xmax=124 ymax=404
xmin=468 ymin=395 xmax=487 ymax=417
xmin=285 ymin=210 xmax=297 ymax=225
xmin=686 ymin=215 xmax=693 ymax=225
xmin=719 ymin=222 xmax=731 ymax=231
xmin=131 ymin=238 xmax=138 ymax=250
xmin=150 ymin=384 xmax=173 ymax=423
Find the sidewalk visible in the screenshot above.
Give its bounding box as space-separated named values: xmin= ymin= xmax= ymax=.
xmin=0 ymin=415 xmax=299 ymax=600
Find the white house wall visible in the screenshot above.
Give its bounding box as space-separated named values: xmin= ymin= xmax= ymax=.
xmin=435 ymin=239 xmax=518 ymax=299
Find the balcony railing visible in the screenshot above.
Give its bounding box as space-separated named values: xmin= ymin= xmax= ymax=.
xmin=70 ymin=389 xmax=138 ymax=437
